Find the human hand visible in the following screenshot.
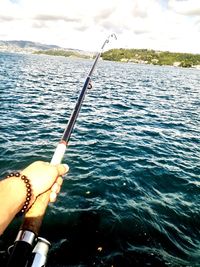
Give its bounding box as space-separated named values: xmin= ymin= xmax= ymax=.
xmin=21 ymin=161 xmax=69 ymax=203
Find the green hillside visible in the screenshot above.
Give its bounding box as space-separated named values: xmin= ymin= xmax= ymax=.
xmin=102 ymin=48 xmax=200 ymax=68
xmin=35 ymin=49 xmax=91 ymax=59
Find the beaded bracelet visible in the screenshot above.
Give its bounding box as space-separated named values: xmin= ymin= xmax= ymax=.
xmin=6 ymin=172 xmax=32 ymax=215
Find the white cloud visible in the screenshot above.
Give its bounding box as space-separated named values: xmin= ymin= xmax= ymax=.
xmin=0 ymin=0 xmax=199 ymax=53
xmin=169 ymin=0 xmax=200 ymax=15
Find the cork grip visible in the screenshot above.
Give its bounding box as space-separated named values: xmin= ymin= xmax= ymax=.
xmin=21 ymin=190 xmax=51 ymax=236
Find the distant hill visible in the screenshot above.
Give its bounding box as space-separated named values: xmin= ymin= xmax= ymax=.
xmin=0 ymin=40 xmax=61 ymax=51
xmin=0 ymin=40 xmax=94 ymax=58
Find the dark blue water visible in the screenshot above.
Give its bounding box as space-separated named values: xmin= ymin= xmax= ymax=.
xmin=0 ymin=52 xmax=200 ymax=266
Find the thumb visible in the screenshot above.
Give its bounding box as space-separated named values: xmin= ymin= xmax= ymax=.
xmin=56 ymin=164 xmax=69 ymax=176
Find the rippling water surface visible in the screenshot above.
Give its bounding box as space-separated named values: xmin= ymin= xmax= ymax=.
xmin=0 ymin=52 xmax=200 ymax=266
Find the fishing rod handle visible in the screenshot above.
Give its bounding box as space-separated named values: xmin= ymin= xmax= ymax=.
xmin=22 ymin=190 xmax=51 ymax=236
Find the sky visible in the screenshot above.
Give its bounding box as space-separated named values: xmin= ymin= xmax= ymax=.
xmin=0 ymin=0 xmax=200 ymax=54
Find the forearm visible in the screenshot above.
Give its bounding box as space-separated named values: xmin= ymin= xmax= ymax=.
xmin=0 ymin=177 xmax=26 ymax=235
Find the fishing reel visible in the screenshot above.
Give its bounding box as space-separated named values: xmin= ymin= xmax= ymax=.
xmin=27 ymin=237 xmax=50 ymax=267
xmin=7 ymin=231 xmax=50 ymax=267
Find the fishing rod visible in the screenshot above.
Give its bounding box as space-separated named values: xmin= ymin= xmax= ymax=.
xmin=7 ymin=33 xmax=117 ymax=267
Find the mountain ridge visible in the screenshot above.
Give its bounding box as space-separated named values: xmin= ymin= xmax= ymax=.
xmin=0 ymin=40 xmax=92 ymax=56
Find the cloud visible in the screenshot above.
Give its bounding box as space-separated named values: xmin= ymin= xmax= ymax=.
xmin=94 ymin=8 xmax=115 ymax=24
xmin=34 ymin=14 xmax=79 ymax=23
xmin=132 ymin=0 xmax=151 ymax=18
xmin=0 ymin=15 xmax=15 ymax=22
xmin=0 ymin=0 xmax=21 ymax=18
xmin=169 ymin=0 xmax=200 ymax=15
xmin=0 ymin=0 xmax=199 ymax=53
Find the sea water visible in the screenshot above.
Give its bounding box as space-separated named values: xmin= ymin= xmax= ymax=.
xmin=0 ymin=52 xmax=200 ymax=266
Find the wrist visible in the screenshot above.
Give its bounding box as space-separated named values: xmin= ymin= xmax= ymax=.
xmin=6 ymin=173 xmax=35 ymax=214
